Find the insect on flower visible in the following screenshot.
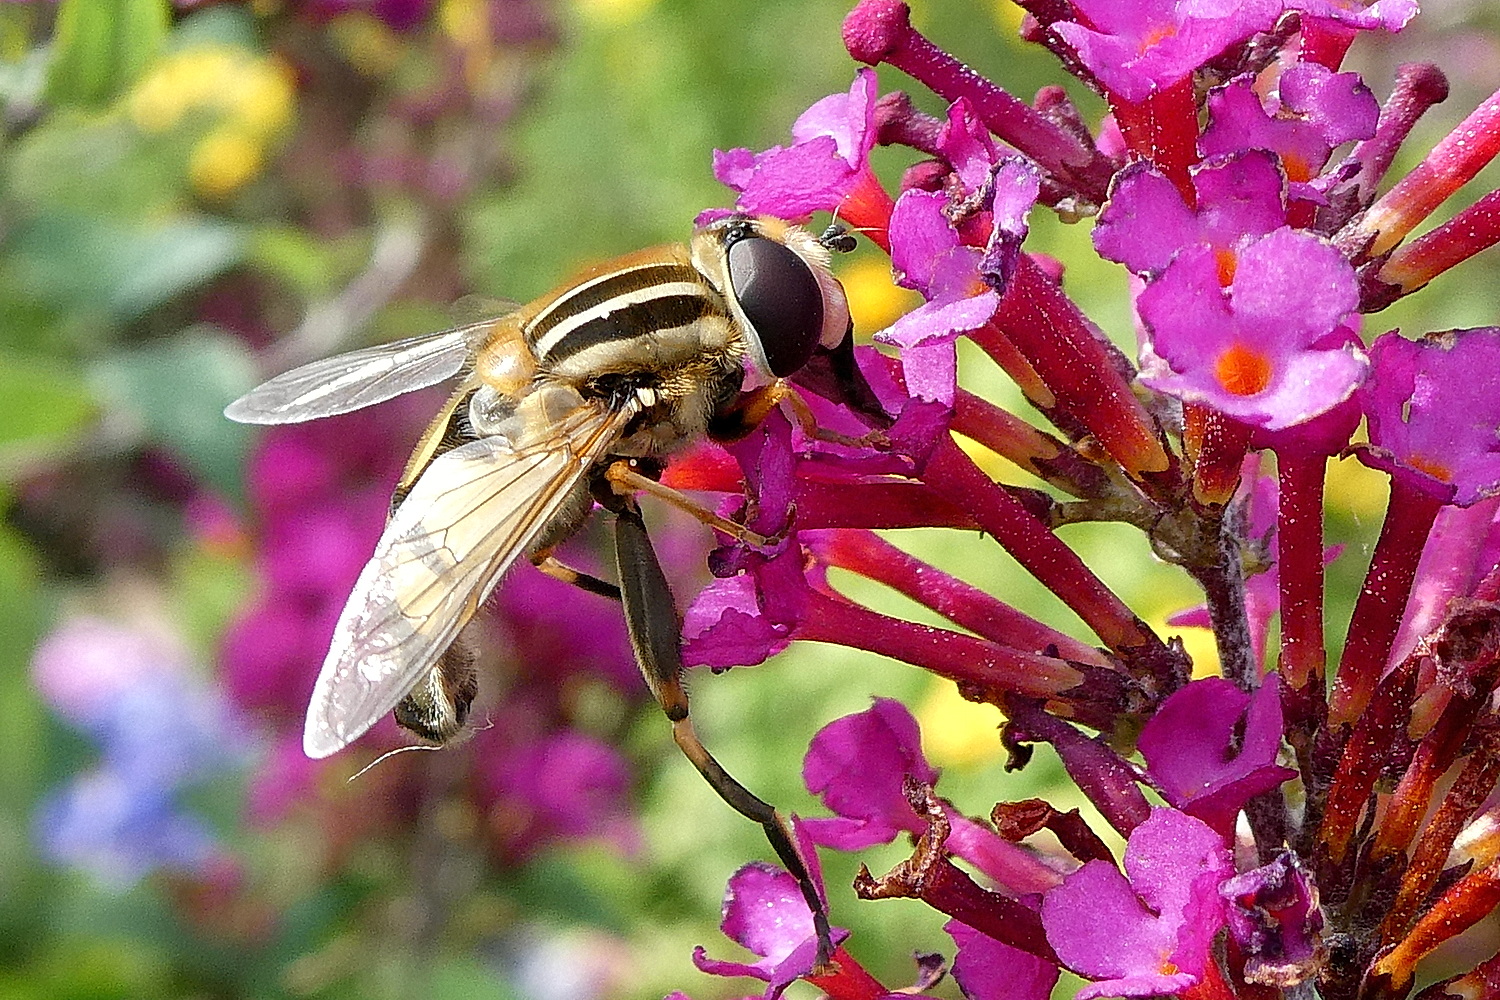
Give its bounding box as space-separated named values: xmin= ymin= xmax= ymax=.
xmin=225 ymin=214 xmax=874 ymax=965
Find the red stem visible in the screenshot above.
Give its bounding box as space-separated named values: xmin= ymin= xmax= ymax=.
xmin=1329 ymin=478 xmax=1445 ymax=727
xmin=1276 ymin=449 xmax=1329 ymax=691
xmin=922 ymin=435 xmax=1155 ymax=653
xmin=1108 ymin=77 xmax=1201 ymax=205
xmin=797 ymin=588 xmax=1085 ymax=697
xmin=990 ymin=255 xmax=1169 ymax=478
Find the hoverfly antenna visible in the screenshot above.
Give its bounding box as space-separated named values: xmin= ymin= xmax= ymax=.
xmin=818 ymin=206 xmax=858 ymax=254
xmin=818 ymin=224 xmax=858 ymax=254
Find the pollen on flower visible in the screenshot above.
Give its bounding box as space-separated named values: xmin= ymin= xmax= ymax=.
xmin=1282 ymin=151 xmax=1314 ymax=184
xmin=1214 ymin=342 xmax=1274 ymax=396
xmin=1406 ymin=453 xmax=1454 ymax=483
xmin=1141 ymin=23 xmax=1180 ymax=51
xmin=1213 ymin=247 xmax=1238 ymax=286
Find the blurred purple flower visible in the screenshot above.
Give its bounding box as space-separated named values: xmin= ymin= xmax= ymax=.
xmin=478 ymin=729 xmax=640 ymax=860
xmin=35 ymin=769 xmax=222 ymax=888
xmin=32 ymin=616 xmax=250 ymax=887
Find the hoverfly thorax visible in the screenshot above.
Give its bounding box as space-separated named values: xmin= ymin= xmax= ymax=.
xmin=691 ymin=214 xmax=851 ymax=384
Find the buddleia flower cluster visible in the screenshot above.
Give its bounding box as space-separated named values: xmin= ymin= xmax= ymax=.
xmin=666 ymin=2 xmax=1500 ymax=998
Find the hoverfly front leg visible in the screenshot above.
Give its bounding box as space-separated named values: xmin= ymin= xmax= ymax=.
xmin=710 ymin=380 xmax=889 ymax=452
xmin=605 ymin=495 xmax=835 ymax=973
xmin=603 ymin=460 xmax=780 ymax=548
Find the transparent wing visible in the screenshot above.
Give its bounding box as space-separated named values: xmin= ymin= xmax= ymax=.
xmin=302 ymin=397 xmax=636 ymax=758
xmin=224 ymin=321 xmax=500 ymax=425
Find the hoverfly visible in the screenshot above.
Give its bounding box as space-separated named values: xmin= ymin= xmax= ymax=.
xmin=226 ymin=214 xmax=873 ymax=966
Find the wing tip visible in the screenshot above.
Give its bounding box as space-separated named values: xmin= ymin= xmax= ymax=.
xmin=302 ymin=721 xmax=349 ymax=759
xmin=224 ymin=396 xmax=284 ymax=425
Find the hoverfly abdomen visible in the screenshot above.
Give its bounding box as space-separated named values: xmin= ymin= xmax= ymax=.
xmin=392 ymin=639 xmax=478 ymax=744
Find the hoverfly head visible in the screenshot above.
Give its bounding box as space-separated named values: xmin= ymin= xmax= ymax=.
xmin=692 ymin=214 xmax=851 ymax=381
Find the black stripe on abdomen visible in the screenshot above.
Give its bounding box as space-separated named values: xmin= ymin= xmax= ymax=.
xmin=538 ymin=292 xmax=718 ymax=365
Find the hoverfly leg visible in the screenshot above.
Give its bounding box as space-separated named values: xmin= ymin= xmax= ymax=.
xmin=532 ymin=552 xmax=622 ymax=601
xmin=603 ymin=460 xmax=779 ymax=548
xmin=610 ymin=499 xmax=834 ymax=972
xmin=711 ymin=380 xmax=888 ymax=452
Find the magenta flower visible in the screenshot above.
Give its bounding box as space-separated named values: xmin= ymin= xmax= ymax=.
xmin=1221 ymin=852 xmax=1326 ymax=988
xmin=946 ymin=918 xmax=1059 ymax=1000
xmin=1358 ymin=329 xmax=1500 ymax=507
xmin=1201 ymin=65 xmax=1379 ymax=192
xmin=1041 ymin=808 xmax=1233 ymax=999
xmin=1138 ymin=677 xmax=1297 ymax=838
xmin=1050 ymin=0 xmax=1281 ymax=102
xmin=802 ymin=700 xmax=1063 ymax=895
xmin=691 ymin=828 xmax=856 ymax=1000
xmin=712 ymin=68 xmax=894 ymax=243
xmin=1136 ymin=226 xmax=1366 ymax=429
xmin=1094 ymin=151 xmax=1287 ymax=278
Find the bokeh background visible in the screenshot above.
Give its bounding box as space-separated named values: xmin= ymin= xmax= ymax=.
xmin=3 ymin=1 xmax=1500 ymax=998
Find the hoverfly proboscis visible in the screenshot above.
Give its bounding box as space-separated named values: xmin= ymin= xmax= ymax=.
xmin=225 ymin=214 xmax=882 ymax=969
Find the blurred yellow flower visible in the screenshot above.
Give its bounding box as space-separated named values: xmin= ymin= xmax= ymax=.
xmin=839 ymin=255 xmax=923 ymax=337
xmin=574 ymin=0 xmax=660 ymax=27
xmin=190 ymin=129 xmax=263 ymax=200
xmin=127 ymin=45 xmax=294 ymax=198
xmin=330 ymin=13 xmax=405 ymax=77
xmin=915 ymin=677 xmax=1004 ymax=767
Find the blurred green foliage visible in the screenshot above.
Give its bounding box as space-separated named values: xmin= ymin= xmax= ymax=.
xmin=1 ymin=1 xmax=1498 ymax=999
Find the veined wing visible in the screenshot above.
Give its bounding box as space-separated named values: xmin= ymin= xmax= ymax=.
xmin=224 ymin=321 xmax=500 ymax=425
xmin=303 ymin=394 xmax=637 ymax=758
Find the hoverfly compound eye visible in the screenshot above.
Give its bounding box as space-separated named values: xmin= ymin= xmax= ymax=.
xmin=726 ymin=235 xmax=825 ymax=378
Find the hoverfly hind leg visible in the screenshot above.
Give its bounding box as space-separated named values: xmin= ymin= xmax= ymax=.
xmin=609 ymin=498 xmax=835 ymax=972
xmin=532 ymin=551 xmax=622 ymax=602
xmin=393 ymin=637 xmax=479 ymax=745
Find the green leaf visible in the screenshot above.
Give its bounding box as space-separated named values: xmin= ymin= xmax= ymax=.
xmin=7 ymin=213 xmax=247 ymax=320
xmin=44 ymin=0 xmax=169 ymax=109
xmin=0 ymin=353 xmax=97 ymax=478
xmin=89 ymin=328 xmax=258 ymax=497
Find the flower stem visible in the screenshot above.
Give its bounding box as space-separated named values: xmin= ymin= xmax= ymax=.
xmin=797 ymin=588 xmax=1085 ymax=698
xmin=987 ymin=254 xmax=1170 ymax=478
xmin=1329 ymin=478 xmax=1445 ymax=727
xmin=841 ymin=0 xmax=1114 ymax=203
xmin=1108 ymin=77 xmax=1201 ymax=204
xmin=808 ymin=528 xmax=1112 ymax=667
xmin=1378 ymin=188 xmax=1500 ymax=295
xmin=922 ymin=435 xmax=1159 ymax=656
xmin=1276 ymin=449 xmax=1330 ymax=691
xmin=1347 ymin=86 xmax=1500 ymax=258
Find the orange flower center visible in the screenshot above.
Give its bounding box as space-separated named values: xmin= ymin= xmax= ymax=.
xmin=1215 ymin=342 xmax=1274 ymax=396
xmin=1407 ymin=454 xmax=1454 ymax=482
xmin=1213 ymin=247 xmax=1238 ymax=286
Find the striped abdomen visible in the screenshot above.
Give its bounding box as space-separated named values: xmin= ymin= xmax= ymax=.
xmin=520 ymin=244 xmax=740 ymax=383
